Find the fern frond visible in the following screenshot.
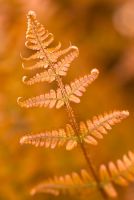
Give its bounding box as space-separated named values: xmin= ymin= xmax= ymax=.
xmin=19 ymin=110 xmax=129 ymax=150
xmin=79 ymin=110 xmax=129 ymax=146
xmin=17 ymin=89 xmax=64 ymax=109
xmin=99 ymin=151 xmax=134 ymax=198
xmin=22 ymin=46 xmax=78 ymax=85
xmin=30 ymin=169 xmax=96 ymax=196
xmin=20 ymin=124 xmax=79 ymax=150
xmin=64 ymin=68 xmax=99 ymax=103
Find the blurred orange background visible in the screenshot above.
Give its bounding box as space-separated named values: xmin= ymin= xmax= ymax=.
xmin=0 ymin=0 xmax=134 ymax=199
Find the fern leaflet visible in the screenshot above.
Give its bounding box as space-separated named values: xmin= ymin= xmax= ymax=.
xmin=79 ymin=110 xmax=129 ymax=145
xmin=18 ymin=69 xmax=99 ymax=108
xmin=20 ymin=124 xmax=78 ymax=150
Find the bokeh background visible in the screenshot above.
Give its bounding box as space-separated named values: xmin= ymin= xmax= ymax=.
xmin=0 ymin=0 xmax=134 ymax=199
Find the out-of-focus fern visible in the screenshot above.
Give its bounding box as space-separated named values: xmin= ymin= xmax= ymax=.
xmin=30 ymin=169 xmax=96 ymax=196
xmin=99 ymin=151 xmax=134 ymax=198
xmin=18 ymin=11 xmax=132 ymax=199
xmin=29 ymin=151 xmax=134 ymax=198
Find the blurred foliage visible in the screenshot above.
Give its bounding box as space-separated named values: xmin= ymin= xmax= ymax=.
xmin=0 ymin=0 xmax=134 ymax=199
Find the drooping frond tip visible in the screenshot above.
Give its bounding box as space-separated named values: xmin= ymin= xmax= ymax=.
xmin=30 ymin=169 xmax=96 ymax=196
xmin=100 ymin=151 xmax=134 ymax=198
xmin=19 ymin=110 xmax=129 ymax=150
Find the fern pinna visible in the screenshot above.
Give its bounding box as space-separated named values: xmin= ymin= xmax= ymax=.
xmin=18 ymin=11 xmax=133 ymax=199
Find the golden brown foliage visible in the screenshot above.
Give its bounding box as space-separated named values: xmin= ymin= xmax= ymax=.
xmin=1 ymin=1 xmax=134 ymax=200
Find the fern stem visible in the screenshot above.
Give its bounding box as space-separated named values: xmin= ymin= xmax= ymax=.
xmin=55 ymin=76 xmax=106 ymax=200
xmin=66 ymin=105 xmax=107 ymax=200
xmin=78 ymin=143 xmax=107 ymax=199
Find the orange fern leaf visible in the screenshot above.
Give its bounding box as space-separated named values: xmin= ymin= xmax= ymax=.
xmin=79 ymin=110 xmax=129 ymax=145
xmin=20 ymin=124 xmax=78 ymax=150
xmin=30 ymin=169 xmax=96 ymax=196
xmin=99 ymin=151 xmax=134 ymax=198
xmin=64 ymin=68 xmax=99 ymax=103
